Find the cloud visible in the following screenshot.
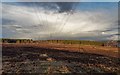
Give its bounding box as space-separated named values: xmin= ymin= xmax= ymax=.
xmin=2 ymin=2 xmax=118 ymax=40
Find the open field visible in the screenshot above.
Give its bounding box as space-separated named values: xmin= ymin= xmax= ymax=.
xmin=2 ymin=42 xmax=119 ymax=58
xmin=2 ymin=43 xmax=120 ymax=75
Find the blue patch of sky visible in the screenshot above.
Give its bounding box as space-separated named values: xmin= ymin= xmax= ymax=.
xmin=2 ymin=2 xmax=118 ymax=11
xmin=1 ymin=0 xmax=120 ymax=2
xmin=76 ymin=2 xmax=118 ymax=11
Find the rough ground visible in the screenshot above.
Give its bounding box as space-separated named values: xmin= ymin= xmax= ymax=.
xmin=2 ymin=43 xmax=120 ymax=75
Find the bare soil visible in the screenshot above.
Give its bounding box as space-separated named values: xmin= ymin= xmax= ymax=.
xmin=2 ymin=43 xmax=120 ymax=74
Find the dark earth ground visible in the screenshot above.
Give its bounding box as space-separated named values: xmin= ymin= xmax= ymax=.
xmin=2 ymin=43 xmax=120 ymax=75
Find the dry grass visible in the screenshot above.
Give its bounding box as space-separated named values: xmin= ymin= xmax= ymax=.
xmin=2 ymin=43 xmax=120 ymax=58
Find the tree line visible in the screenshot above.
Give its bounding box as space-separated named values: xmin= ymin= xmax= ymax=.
xmin=1 ymin=38 xmax=33 ymax=43
xmin=46 ymin=40 xmax=105 ymax=46
xmin=1 ymin=38 xmax=119 ymax=47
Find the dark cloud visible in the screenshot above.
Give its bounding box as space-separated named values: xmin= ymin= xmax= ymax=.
xmin=56 ymin=2 xmax=78 ymax=13
xmin=24 ymin=2 xmax=79 ymax=13
xmin=2 ymin=18 xmax=15 ymax=25
xmin=3 ymin=2 xmax=79 ymax=13
xmin=31 ymin=2 xmax=79 ymax=13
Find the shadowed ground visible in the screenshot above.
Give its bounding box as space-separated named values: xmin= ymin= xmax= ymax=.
xmin=2 ymin=43 xmax=120 ymax=75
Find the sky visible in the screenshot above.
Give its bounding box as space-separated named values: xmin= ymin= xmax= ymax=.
xmin=1 ymin=0 xmax=120 ymax=2
xmin=1 ymin=2 xmax=119 ymax=40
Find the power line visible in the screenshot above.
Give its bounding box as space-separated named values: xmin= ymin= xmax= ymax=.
xmin=32 ymin=2 xmax=49 ymax=40
xmin=53 ymin=12 xmax=69 ymax=38
xmin=52 ymin=12 xmax=65 ymax=39
xmin=58 ymin=3 xmax=79 ymax=35
xmin=58 ymin=12 xmax=72 ymax=34
xmin=33 ymin=2 xmax=44 ymax=38
xmin=32 ymin=2 xmax=43 ymax=26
